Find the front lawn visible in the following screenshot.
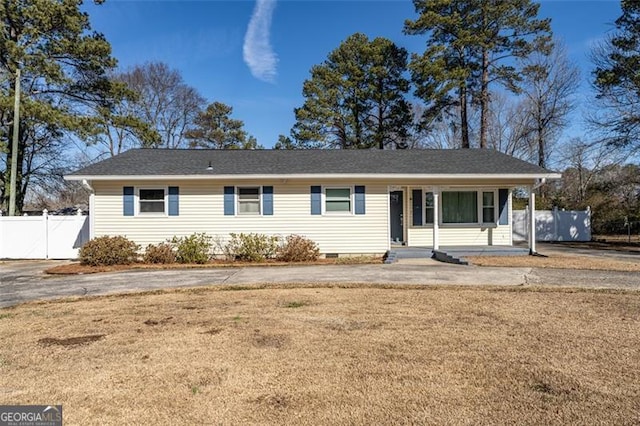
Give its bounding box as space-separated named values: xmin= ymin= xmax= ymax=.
xmin=1 ymin=286 xmax=639 ymax=424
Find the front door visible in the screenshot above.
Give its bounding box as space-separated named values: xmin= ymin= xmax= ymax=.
xmin=390 ymin=190 xmax=404 ymax=244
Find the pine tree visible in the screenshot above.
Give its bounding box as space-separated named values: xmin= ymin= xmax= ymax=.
xmin=292 ymin=33 xmax=411 ymax=149
xmin=405 ymin=0 xmax=551 ymax=148
xmin=185 ymin=102 xmax=261 ymax=149
xmin=0 ymin=0 xmax=127 ymax=213
xmin=593 ymin=0 xmax=640 ymax=149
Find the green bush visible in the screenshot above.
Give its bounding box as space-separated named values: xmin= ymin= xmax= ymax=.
xmin=143 ymin=242 xmax=176 ymax=264
xmin=79 ymin=236 xmax=139 ymax=266
xmin=171 ymin=233 xmax=212 ymax=264
xmin=224 ymin=233 xmax=279 ymax=262
xmin=276 ymin=234 xmax=320 ymax=262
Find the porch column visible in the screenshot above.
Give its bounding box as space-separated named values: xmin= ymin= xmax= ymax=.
xmin=89 ymin=192 xmax=95 ymax=240
xmin=529 ymin=187 xmax=536 ymax=254
xmin=433 ymin=189 xmax=440 ymax=251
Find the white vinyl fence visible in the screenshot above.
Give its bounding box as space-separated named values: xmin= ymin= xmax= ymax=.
xmin=513 ymin=207 xmax=591 ymax=242
xmin=0 ymin=210 xmax=90 ymax=259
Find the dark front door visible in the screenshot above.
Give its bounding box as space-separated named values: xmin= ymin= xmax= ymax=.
xmin=390 ymin=191 xmax=404 ymax=243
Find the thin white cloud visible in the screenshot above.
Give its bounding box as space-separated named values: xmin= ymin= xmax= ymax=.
xmin=243 ymin=0 xmax=278 ymax=83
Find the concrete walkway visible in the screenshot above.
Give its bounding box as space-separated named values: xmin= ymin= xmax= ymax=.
xmin=2 ymin=259 xmax=640 ymax=308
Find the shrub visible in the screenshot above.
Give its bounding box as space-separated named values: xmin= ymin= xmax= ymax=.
xmin=143 ymin=243 xmax=176 ymax=264
xmin=79 ymin=235 xmax=139 ymax=266
xmin=171 ymin=233 xmax=212 ymax=264
xmin=224 ymin=233 xmax=279 ymax=262
xmin=276 ymin=234 xmax=320 ymax=262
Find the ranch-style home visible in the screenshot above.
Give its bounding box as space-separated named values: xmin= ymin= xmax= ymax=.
xmin=65 ymin=149 xmax=560 ymax=256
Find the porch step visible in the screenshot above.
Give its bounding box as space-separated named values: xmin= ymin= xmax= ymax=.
xmin=432 ymin=250 xmax=468 ymax=266
xmin=433 ymin=246 xmax=529 ymax=265
xmin=383 ymin=251 xmax=398 ymax=264
xmin=384 ymin=248 xmax=434 ymax=264
xmin=385 ymin=246 xmax=528 ymax=265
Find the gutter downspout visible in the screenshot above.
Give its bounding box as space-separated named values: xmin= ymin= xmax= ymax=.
xmin=82 ymin=180 xmax=95 ymax=241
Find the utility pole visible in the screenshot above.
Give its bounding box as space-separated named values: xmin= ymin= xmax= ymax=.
xmin=8 ymin=67 xmax=21 ymax=216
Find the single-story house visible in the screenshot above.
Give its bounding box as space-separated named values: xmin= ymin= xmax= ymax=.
xmin=65 ymin=149 xmax=561 ymax=256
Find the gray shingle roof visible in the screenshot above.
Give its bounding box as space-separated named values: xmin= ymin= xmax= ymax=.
xmin=67 ymin=148 xmax=556 ymax=177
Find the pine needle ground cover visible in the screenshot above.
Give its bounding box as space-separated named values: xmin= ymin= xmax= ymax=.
xmin=1 ymin=286 xmax=639 ymax=425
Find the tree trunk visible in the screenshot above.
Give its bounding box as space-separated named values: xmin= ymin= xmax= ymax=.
xmin=377 ymin=103 xmax=384 ymax=149
xmin=377 ymin=78 xmax=385 ymax=150
xmin=2 ymin=125 xmax=25 ymax=214
xmin=460 ymin=85 xmax=470 ymax=148
xmin=480 ymin=47 xmax=490 ymax=149
xmin=537 ymin=114 xmax=545 ymax=168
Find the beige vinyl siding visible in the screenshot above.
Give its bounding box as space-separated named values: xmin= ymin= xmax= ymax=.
xmin=408 ymin=225 xmax=511 ymax=246
xmin=439 ymin=226 xmax=511 ymax=246
xmin=92 ymin=180 xmax=389 ymax=255
xmin=407 ymin=227 xmax=433 ymax=247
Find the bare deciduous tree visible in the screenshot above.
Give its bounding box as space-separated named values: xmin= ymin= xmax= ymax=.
xmin=518 ymin=44 xmax=580 ymax=168
xmin=485 ymin=91 xmax=532 ymax=159
xmin=120 ymin=62 xmax=205 ymax=149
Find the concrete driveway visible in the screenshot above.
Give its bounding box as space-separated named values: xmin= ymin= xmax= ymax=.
xmin=2 ymin=258 xmax=640 ymax=309
xmin=1 ymin=260 xmax=526 ymax=308
xmin=534 ymin=241 xmax=640 ymax=260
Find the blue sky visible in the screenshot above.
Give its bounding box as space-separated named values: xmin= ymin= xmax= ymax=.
xmin=83 ymin=0 xmax=622 ymax=149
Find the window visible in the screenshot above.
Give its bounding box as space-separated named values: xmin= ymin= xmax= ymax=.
xmin=442 ymin=191 xmax=478 ymax=223
xmin=482 ymin=192 xmax=495 ymax=223
xmin=238 ymin=187 xmax=260 ymax=215
xmin=139 ymin=189 xmax=165 ymax=214
xmin=425 ymin=192 xmax=435 ymax=224
xmin=325 ymin=188 xmax=351 ymax=213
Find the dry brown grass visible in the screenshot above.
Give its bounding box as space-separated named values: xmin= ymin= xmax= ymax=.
xmin=1 ymin=286 xmax=639 ymax=425
xmin=467 ymin=255 xmax=640 ymax=271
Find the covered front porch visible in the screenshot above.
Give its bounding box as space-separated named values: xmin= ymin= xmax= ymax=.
xmin=387 ymin=184 xmax=541 ymax=255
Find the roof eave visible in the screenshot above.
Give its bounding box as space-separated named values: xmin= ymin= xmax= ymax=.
xmin=65 ymin=172 xmax=562 ymax=181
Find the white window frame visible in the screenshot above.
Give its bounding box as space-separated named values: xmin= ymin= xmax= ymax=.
xmin=135 ymin=187 xmax=168 ymax=216
xmin=236 ymin=186 xmax=262 ymax=216
xmin=424 ymin=189 xmax=435 ymax=226
xmin=408 ymin=186 xmax=436 ymax=227
xmin=323 ymin=186 xmax=353 ymax=215
xmin=481 ymin=190 xmax=498 ymax=225
xmin=438 ymin=187 xmax=498 ymax=227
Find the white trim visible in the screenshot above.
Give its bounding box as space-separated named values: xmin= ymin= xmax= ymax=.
xmin=438 ymin=188 xmax=499 ymax=227
xmin=480 ymin=190 xmax=498 ymax=225
xmin=82 ymin=179 xmax=95 ymax=240
xmin=236 ymin=186 xmax=262 ymax=216
xmin=433 ymin=188 xmax=439 ymax=250
xmin=65 ymin=172 xmax=562 ymax=181
xmin=529 ymin=189 xmax=536 ymax=253
xmin=135 ymin=186 xmax=168 ymax=216
xmin=424 ymin=187 xmax=435 ymax=226
xmin=386 ymin=187 xmax=391 ymax=251
xmin=323 ymin=186 xmax=354 ymax=215
xmin=409 ymin=186 xmax=507 ymax=229
xmin=388 ymin=188 xmax=406 ymax=244
xmin=89 ymin=193 xmax=95 ymax=240
xmin=407 ymin=185 xmax=435 ymax=227
xmin=508 ymin=189 xmax=514 ymax=246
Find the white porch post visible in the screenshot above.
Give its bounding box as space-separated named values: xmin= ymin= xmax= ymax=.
xmin=433 ymin=189 xmax=440 ymax=251
xmin=89 ymin=192 xmax=95 ymax=240
xmin=529 ymin=188 xmax=536 ymax=254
